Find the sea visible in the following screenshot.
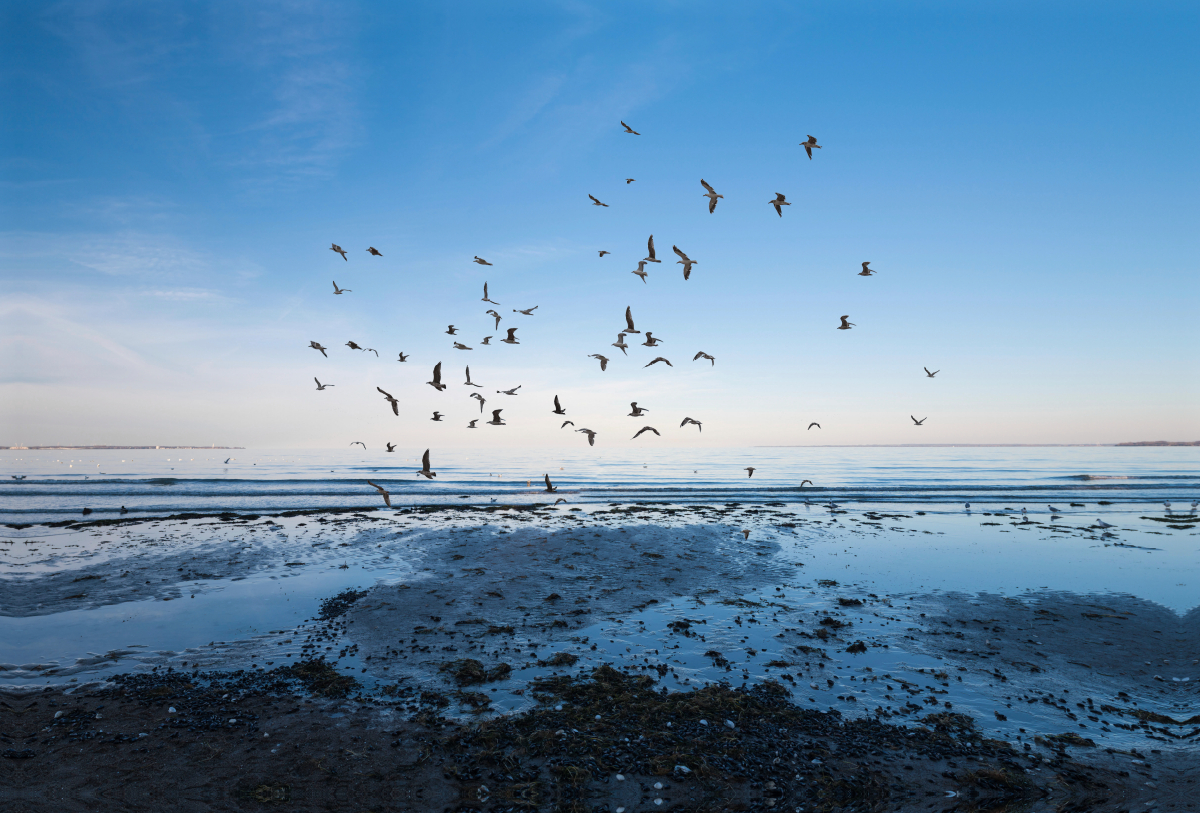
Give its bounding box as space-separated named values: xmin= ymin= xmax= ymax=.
xmin=2 ymin=445 xmax=1196 ymax=524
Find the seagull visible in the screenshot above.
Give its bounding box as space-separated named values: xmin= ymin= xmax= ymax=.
xmin=12 ymin=475 xmax=26 ymax=480
xmin=1094 ymin=519 xmax=1115 ymax=529
xmin=482 ymin=282 xmax=499 ymax=304
xmin=693 ymin=351 xmax=715 ymax=365
xmin=645 ymin=357 xmax=672 ymax=367
xmin=858 ymin=262 xmax=875 ymax=276
xmin=367 ymin=247 xmax=383 ymax=256
xmin=386 ymin=443 xmax=396 ymax=452
xmin=680 ymin=417 xmax=702 ymax=432
xmin=309 ymin=341 xmax=328 ymax=357
xmin=416 ymin=449 xmax=436 ymax=479
xmin=446 ymin=325 xmax=458 ymax=335
xmin=625 ymin=178 xmax=635 ymax=184
xmin=800 ymin=135 xmax=821 ymax=159
xmin=474 ymin=256 xmax=493 ymax=266
xmin=700 ymin=179 xmax=723 ymax=213
xmin=486 ymin=309 xmax=502 ymax=330
xmin=431 ymin=412 xmax=443 ymax=421
xmin=911 ymin=416 xmax=927 ymax=426
xmin=745 ymin=467 xmax=755 ymax=478
xmin=332 ymin=280 xmax=351 ymax=294
xmin=364 ymin=347 xmax=378 ymax=357
xmin=800 ymin=480 xmax=813 ymax=487
xmin=633 ymin=426 xmax=660 ymax=439
xmin=314 ymin=378 xmax=333 ymax=390
xmin=467 ymin=419 xmax=478 ymax=428
xmin=644 ymin=235 xmax=661 ymax=264
xmin=346 ymin=340 xmax=365 ymax=350
xmin=500 ymin=328 xmax=519 ymax=345
xmin=366 ymin=480 xmax=392 ymax=507
xmin=808 ymin=422 xmax=820 ymax=430
xmin=561 ymin=420 xmax=575 ymax=428
xmin=351 ymin=441 xmax=366 ymax=449
xmin=612 ymin=333 xmax=629 ymax=355
xmin=427 ymin=362 xmax=446 ymax=391
xmin=837 ymin=315 xmax=855 ymax=330
xmin=964 ymin=503 xmax=971 ymax=511
xmin=673 ymin=246 xmax=696 ymax=280
xmin=120 ymin=505 xmax=127 ymax=513
xmin=769 ymin=193 xmax=790 ymax=217
xmin=1163 ymin=501 xmax=1172 ymax=512
xmin=396 ymin=352 xmax=409 ymax=362
xmin=497 ymin=385 xmax=521 ymax=395
xmin=589 ymin=354 xmax=609 ymax=371
xmin=628 ymin=402 xmax=649 ymax=417
xmin=598 ymin=250 xmax=610 ymax=257
xmin=330 ymin=243 xmax=348 ymax=260
xmin=543 ymin=474 xmax=557 ymax=493
xmin=631 ymin=260 xmax=649 ymax=283
xmin=513 ymin=306 xmax=538 ymax=315
xmin=623 ymin=306 xmax=640 ymax=334
xmin=589 ymin=194 xmax=609 ymax=207
xmin=924 ymin=367 xmax=939 ymax=378
xmin=577 ymin=428 xmax=598 ymax=446
xmin=554 ymin=498 xmax=567 ymax=505
xmin=470 ymin=393 xmax=486 ymax=412
xmin=620 ymin=121 xmax=640 ymax=135
xmin=464 ymin=367 xmax=482 ymax=387
xmin=1048 ymin=505 xmax=1061 ymax=513
xmin=453 ymin=342 xmax=472 ymax=350
xmin=487 ymin=409 xmax=505 ymax=425
xmin=642 ymin=332 xmax=663 ymax=347
xmin=376 ymin=387 xmax=400 ymax=416
xmin=552 ymin=395 xmax=566 ymax=415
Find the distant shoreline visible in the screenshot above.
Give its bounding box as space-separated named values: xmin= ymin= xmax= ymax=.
xmin=757 ymin=442 xmax=1199 ymax=447
xmin=5 ymin=446 xmax=245 ymax=450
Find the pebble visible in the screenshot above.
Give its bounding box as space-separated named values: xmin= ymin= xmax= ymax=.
xmin=615 ymin=774 xmax=625 ymax=781
xmin=675 ymin=765 xmax=691 ymax=773
xmin=654 ymin=782 xmax=663 ymax=789
xmin=168 ymin=707 xmax=176 ymax=713
xmin=54 ymin=711 xmax=64 ymax=719
xmin=724 ymin=719 xmax=735 ymax=729
xmin=699 ymin=719 xmax=708 ymax=726
xmin=654 ymin=799 xmax=663 ymax=806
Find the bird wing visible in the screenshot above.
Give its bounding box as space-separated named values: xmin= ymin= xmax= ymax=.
xmin=432 ymin=362 xmax=442 ymax=384
xmin=492 ymin=409 xmax=502 ymax=420
xmin=709 ymin=196 xmax=717 ymax=214
xmin=554 ymin=395 xmax=561 ymax=411
xmin=545 ymin=474 xmax=553 ymax=489
xmin=507 ymin=327 xmax=517 ymax=339
xmin=647 ymin=235 xmax=656 ymax=260
xmin=421 ymin=449 xmax=431 ymax=469
xmin=562 ymin=420 xmax=574 ymax=428
xmin=673 ymin=245 xmax=690 ymax=262
xmin=625 ymin=307 xmax=635 ymax=331
xmin=376 ymin=387 xmax=392 ymax=399
xmin=700 ymin=179 xmax=715 ymax=194
xmin=804 ymin=144 xmax=812 ymax=159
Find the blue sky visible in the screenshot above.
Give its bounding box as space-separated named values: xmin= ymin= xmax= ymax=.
xmin=2 ymin=0 xmax=1197 ymax=448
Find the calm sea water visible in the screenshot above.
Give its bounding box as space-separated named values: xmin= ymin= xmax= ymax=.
xmin=2 ymin=446 xmax=1196 ymax=524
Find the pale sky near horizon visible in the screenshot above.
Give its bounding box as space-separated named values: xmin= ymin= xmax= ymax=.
xmin=2 ymin=1 xmax=1197 ymax=449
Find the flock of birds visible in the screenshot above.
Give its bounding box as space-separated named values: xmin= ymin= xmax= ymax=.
xmin=309 ymin=124 xmax=944 ymax=500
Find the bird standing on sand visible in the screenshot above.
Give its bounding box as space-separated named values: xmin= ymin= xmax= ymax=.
xmin=644 ymin=235 xmax=661 ymax=264
xmin=693 ymin=351 xmax=715 ymax=365
xmin=632 ymin=260 xmax=649 ymax=283
xmin=808 ymin=422 xmax=820 ymax=430
xmin=769 ymin=193 xmax=790 ymax=217
xmin=416 ymin=450 xmax=436 ymax=479
xmin=612 ymin=333 xmax=629 ymax=355
xmin=367 ymin=247 xmax=383 ymax=256
xmin=620 ymin=121 xmax=640 ymax=135
xmin=427 ymin=362 xmax=446 ymax=391
xmin=310 ymin=341 xmax=328 ymax=357
xmin=474 ymin=256 xmax=493 ymax=266
xmin=314 ymin=378 xmax=333 ymax=390
xmin=680 ymin=417 xmax=702 ymax=432
xmin=838 ymin=315 xmax=855 ymax=330
xmin=628 ymin=402 xmax=649 ymax=417
xmin=330 ymin=244 xmax=348 ymax=260
xmin=544 ymin=474 xmax=557 ymax=493
xmin=633 ymin=426 xmax=660 ymax=439
xmin=745 ymin=467 xmax=755 ymax=478
xmin=623 ymin=306 xmax=640 ymax=334
xmin=376 ymin=387 xmax=400 ymax=416
xmin=911 ymin=416 xmax=927 ymax=426
xmin=501 ymin=328 xmax=520 ymax=344
xmin=470 ymin=392 xmax=486 ymax=412
xmin=924 ymin=367 xmax=939 ymax=378
xmin=673 ymin=246 xmax=696 ymax=280
xmin=366 ymin=480 xmax=392 ymax=507
xmin=701 ymin=179 xmax=723 ymax=213
xmin=482 ymin=282 xmax=499 ymax=304
xmin=801 ymin=135 xmax=821 ymax=159
xmin=577 ymin=428 xmax=598 ymax=446
xmin=589 ymin=194 xmax=609 ymax=207
xmin=589 ymin=354 xmax=609 ymax=371
xmin=464 ymin=367 xmax=482 ymax=387
xmin=487 ymin=409 xmax=505 ymax=426
xmin=1048 ymin=505 xmax=1061 ymax=513
xmin=552 ymin=395 xmax=566 ymax=415
xmin=332 ymin=281 xmax=351 ymax=294
xmin=645 ymin=357 xmax=672 ymax=367
xmin=1095 ymin=519 xmax=1115 ymax=529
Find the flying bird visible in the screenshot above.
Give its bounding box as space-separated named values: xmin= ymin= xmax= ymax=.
xmin=858 ymin=262 xmax=875 ymax=276
xmin=497 ymin=385 xmax=521 ymax=395
xmin=332 ymin=280 xmax=351 ymax=294
xmin=501 ymin=328 xmax=519 ymax=344
xmin=480 ymin=336 xmax=492 ymax=345
xmin=561 ymin=420 xmax=575 ymax=428
xmin=589 ymin=194 xmax=609 ymax=207
xmin=367 ymin=247 xmax=383 ymax=256
xmin=628 ymin=402 xmax=649 ymax=417
xmin=633 ymin=426 xmax=660 ymax=439
xmin=745 ymin=467 xmax=755 ymax=478
xmin=552 ymin=395 xmax=566 ymax=415
xmin=364 ymin=347 xmax=378 ymax=357
xmin=645 ymin=357 xmax=672 ymax=367
xmin=693 ymin=351 xmax=715 ymax=365
xmin=611 ymin=333 xmax=629 ymax=354
xmin=513 ymin=306 xmax=538 ymax=315
xmin=576 ymin=428 xmax=598 ymax=446
xmin=487 ymin=409 xmax=505 ymax=426
xmin=680 ymin=417 xmax=702 ymax=432
xmin=673 ymin=246 xmax=696 ymax=280
xmin=427 ymin=362 xmax=446 ymax=391
xmin=396 ymin=352 xmax=409 ymax=362
xmin=486 ymin=309 xmax=502 ymax=330
xmin=800 ymin=135 xmax=822 ymax=159
xmin=482 ymin=282 xmax=499 ymax=304
xmin=346 ymin=340 xmax=365 ymax=350
xmin=470 ymin=392 xmax=486 ymax=412
xmin=416 ymin=449 xmax=436 ymax=479
xmin=589 ymin=354 xmax=609 ymax=371
xmin=837 ymin=315 xmax=855 ymax=330
xmin=623 ymin=306 xmax=640 ymax=334
xmin=543 ymin=474 xmax=557 ymax=493
xmin=366 ymin=480 xmax=392 ymax=507
xmin=769 ymin=193 xmax=790 ymax=217
xmin=309 ymin=341 xmax=328 ymax=357
xmin=911 ymin=415 xmax=927 ymax=426
xmin=474 ymin=256 xmax=493 ymax=266
xmin=376 ymin=387 xmax=400 ymax=416
xmin=924 ymin=367 xmax=939 ymax=378
xmin=644 ymin=235 xmax=661 ymax=264
xmin=808 ymin=422 xmax=820 ymax=430
xmin=446 ymin=325 xmax=458 ymax=335
xmin=385 ymin=443 xmax=395 ymax=452
xmin=642 ymin=332 xmax=663 ymax=347
xmin=453 ymin=342 xmax=472 ymax=350
xmin=598 ymin=250 xmax=610 ymax=257
xmin=330 ymin=243 xmax=348 ymax=260
xmin=464 ymin=366 xmax=482 ymax=387
xmin=631 ymin=260 xmax=649 ymax=283
xmin=431 ymin=412 xmax=444 ymax=421
xmin=700 ymin=179 xmax=723 ymax=213
xmin=467 ymin=419 xmax=478 ymax=428
xmin=620 ymin=121 xmax=640 ymax=135
xmin=625 ymin=178 xmax=635 ymax=184
xmin=314 ymin=378 xmax=333 ymax=390
xmin=350 ymin=441 xmax=366 ymax=449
